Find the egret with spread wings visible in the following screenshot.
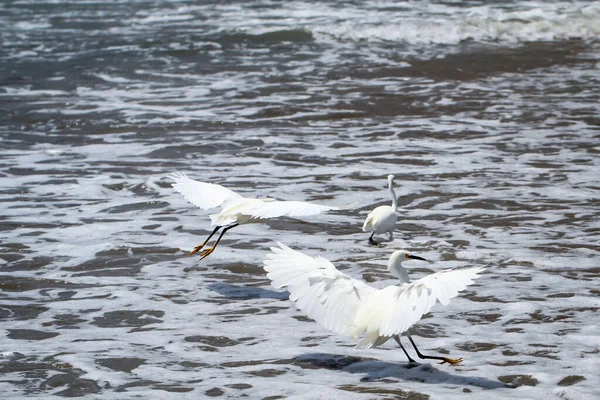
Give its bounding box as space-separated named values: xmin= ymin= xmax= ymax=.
xmin=263 ymin=242 xmax=484 ymax=365
xmin=169 ymin=172 xmax=350 ymax=260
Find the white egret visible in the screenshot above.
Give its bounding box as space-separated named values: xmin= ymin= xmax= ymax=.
xmin=263 ymin=242 xmax=485 ymax=365
xmin=363 ymin=174 xmax=399 ymax=245
xmin=169 ymin=172 xmax=351 ymax=260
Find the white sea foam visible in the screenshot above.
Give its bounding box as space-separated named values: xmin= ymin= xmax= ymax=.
xmin=8 ymin=1 xmax=594 ymax=49
xmin=152 ymin=1 xmax=600 ymax=45
xmin=318 ymin=2 xmax=600 ymax=44
xmin=135 ymin=14 xmax=195 ymax=24
xmin=93 ymin=73 xmax=136 ymax=84
xmin=14 ymin=21 xmax=52 ymax=30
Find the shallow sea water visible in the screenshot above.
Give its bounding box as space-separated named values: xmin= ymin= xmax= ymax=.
xmin=1 ymin=0 xmax=599 ymax=398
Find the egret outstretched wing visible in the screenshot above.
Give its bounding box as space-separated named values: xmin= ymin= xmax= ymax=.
xmin=248 ymin=200 xmax=352 ymax=220
xmin=169 ymin=172 xmax=242 ymax=210
xmin=264 ymin=242 xmax=376 ymax=336
xmin=353 ymin=267 xmax=485 ymax=339
xmin=169 ymin=173 xmax=354 ymax=260
xmin=264 ymin=244 xmax=484 ymax=363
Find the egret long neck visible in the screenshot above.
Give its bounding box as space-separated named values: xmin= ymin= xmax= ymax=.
xmin=389 ymin=180 xmax=398 ymax=210
xmin=388 ymin=261 xmax=409 ymax=284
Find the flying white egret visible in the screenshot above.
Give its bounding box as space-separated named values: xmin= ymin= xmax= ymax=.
xmin=363 ymin=174 xmax=399 ymax=245
xmin=168 ymin=172 xmax=351 ymax=260
xmin=263 ymin=242 xmax=485 ymax=365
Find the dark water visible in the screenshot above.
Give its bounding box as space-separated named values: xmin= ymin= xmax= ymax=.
xmin=1 ymin=1 xmax=599 ymax=398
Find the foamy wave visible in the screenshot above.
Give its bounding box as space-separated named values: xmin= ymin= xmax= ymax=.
xmin=312 ymin=3 xmax=600 ymax=44
xmin=14 ymin=21 xmax=52 ymax=30
xmin=93 ymin=73 xmax=135 ymax=83
xmin=0 ymin=88 xmax=68 ymax=97
xmin=135 ymin=13 xmax=195 ymax=24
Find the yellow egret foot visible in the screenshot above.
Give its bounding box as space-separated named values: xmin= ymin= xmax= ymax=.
xmin=189 ymin=226 xmax=222 ymax=256
xmin=190 ymin=223 xmax=238 ymax=261
xmin=440 ymin=357 xmax=463 ymax=366
xmin=200 ymin=247 xmax=215 ymax=260
xmin=406 ymin=333 xmax=462 ymax=366
xmin=189 ymin=245 xmax=204 ymax=256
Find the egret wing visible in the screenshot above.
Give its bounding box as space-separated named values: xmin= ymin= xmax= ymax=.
xmin=354 ymin=267 xmax=485 ymax=338
xmin=248 ymin=200 xmax=351 ymax=220
xmin=264 ymin=242 xmax=376 ymax=336
xmin=362 ymin=211 xmax=374 ymax=231
xmin=168 ymin=172 xmax=242 ymax=210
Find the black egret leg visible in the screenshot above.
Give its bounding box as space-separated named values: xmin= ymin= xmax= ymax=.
xmin=189 ymin=226 xmax=221 ymax=255
xmin=393 ymin=335 xmax=416 ymax=364
xmin=200 ymin=223 xmax=239 ymax=260
xmin=406 ymin=333 xmax=462 ymax=366
xmin=368 ymin=232 xmax=378 ymax=246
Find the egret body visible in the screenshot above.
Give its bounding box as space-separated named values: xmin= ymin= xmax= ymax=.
xmin=363 ymin=174 xmax=398 ymax=245
xmin=263 ymin=243 xmax=484 ymax=365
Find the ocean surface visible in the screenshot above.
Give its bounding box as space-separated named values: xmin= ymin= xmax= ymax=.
xmin=1 ymin=0 xmax=599 ymax=398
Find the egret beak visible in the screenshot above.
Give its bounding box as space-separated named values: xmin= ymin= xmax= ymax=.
xmin=409 ymin=254 xmax=428 ymax=262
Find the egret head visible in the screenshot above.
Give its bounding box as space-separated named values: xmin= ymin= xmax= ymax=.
xmin=387 ymin=250 xmax=426 ymax=282
xmin=387 ymin=174 xmax=395 ymax=182
xmin=388 ymin=250 xmax=427 ymax=268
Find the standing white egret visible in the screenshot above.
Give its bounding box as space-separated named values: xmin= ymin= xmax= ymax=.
xmin=168 ymin=172 xmax=351 ymax=260
xmin=363 ymin=174 xmax=399 ymax=245
xmin=263 ymin=242 xmax=485 ymax=365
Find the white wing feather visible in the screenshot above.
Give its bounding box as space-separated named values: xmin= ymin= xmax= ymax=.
xmin=248 ymin=200 xmax=348 ymax=219
xmin=353 ymin=267 xmax=485 ymax=338
xmin=263 ymin=242 xmax=376 ymax=336
xmin=168 ymin=172 xmax=242 ymax=210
